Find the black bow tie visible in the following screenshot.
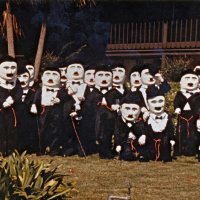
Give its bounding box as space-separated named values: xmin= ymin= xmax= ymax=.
xmin=6 ymin=81 xmax=14 ymax=86
xmin=155 ymin=116 xmax=163 ymax=120
xmin=113 ymin=85 xmax=121 ymax=89
xmin=100 ymin=87 xmax=108 ymax=92
xmin=46 ymin=88 xmax=55 ymax=92
xmin=72 ymin=81 xmax=81 ymax=85
xmin=186 ymin=91 xmax=193 ymax=94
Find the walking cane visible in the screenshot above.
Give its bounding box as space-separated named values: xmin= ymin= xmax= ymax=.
xmin=71 ymin=116 xmax=87 ymax=158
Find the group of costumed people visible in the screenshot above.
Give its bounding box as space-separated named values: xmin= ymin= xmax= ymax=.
xmin=1 ymin=54 xmax=200 ymax=162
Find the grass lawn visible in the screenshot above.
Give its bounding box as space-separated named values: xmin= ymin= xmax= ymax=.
xmin=35 ymin=154 xmax=200 ymax=200
xmin=25 ymin=82 xmax=198 ymax=200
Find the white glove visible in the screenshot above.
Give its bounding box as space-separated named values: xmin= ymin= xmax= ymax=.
xmin=78 ymin=96 xmax=85 ymax=101
xmin=170 ymin=140 xmax=175 ymax=146
xmin=116 ymin=145 xmax=121 ymax=153
xmin=30 ymin=104 xmax=37 ymax=114
xmin=141 ymin=107 xmax=148 ymax=113
xmin=111 ymin=104 xmax=120 ymax=111
xmin=52 ymin=97 xmax=60 ymax=104
xmin=6 ymin=96 xmax=14 ymax=105
xmin=197 ymin=119 xmax=200 ymax=132
xmin=70 ymin=112 xmax=77 ymax=117
xmin=67 ymin=86 xmax=77 ymax=95
xmin=143 ymin=111 xmax=150 ymax=121
xmin=174 ymin=108 xmax=181 ymax=115
xmin=155 ymin=73 xmax=164 ymax=83
xmin=75 ymin=104 xmax=81 ymax=111
xmin=138 ymin=135 xmax=146 ymax=145
xmin=128 ymin=132 xmax=136 ymax=140
xmin=3 ymin=101 xmax=11 ymax=108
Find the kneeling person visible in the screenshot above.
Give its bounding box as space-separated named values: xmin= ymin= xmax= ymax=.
xmin=115 ymin=95 xmax=149 ymax=161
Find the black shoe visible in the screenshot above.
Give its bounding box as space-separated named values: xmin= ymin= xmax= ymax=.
xmin=99 ymin=153 xmax=114 ymax=160
xmin=198 ymin=154 xmax=200 ymax=162
xmin=49 ymin=150 xmax=60 ymax=156
xmin=139 ymin=156 xmax=149 ymax=162
xmin=62 ymin=148 xmax=76 ymax=157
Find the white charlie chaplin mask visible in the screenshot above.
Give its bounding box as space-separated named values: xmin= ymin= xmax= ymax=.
xmin=121 ymin=103 xmax=141 ymax=122
xmin=112 ymin=67 xmax=126 ymax=84
xmin=26 ymin=65 xmax=35 ymax=79
xmin=148 ymin=95 xmax=165 ymax=115
xmin=41 ymin=70 xmax=60 ymax=88
xmin=67 ymin=63 xmax=84 ymax=80
xmin=0 ymin=61 xmax=17 ymax=81
xmin=180 ymin=73 xmax=199 ymax=91
xmin=95 ymin=71 xmax=112 ymax=88
xmin=141 ymin=69 xmax=155 ymax=85
xmin=84 ymin=69 xmax=95 ymax=86
xmin=17 ymin=72 xmax=30 ymax=88
xmin=59 ymin=67 xmax=67 ymax=83
xmin=130 ymin=71 xmax=142 ymax=88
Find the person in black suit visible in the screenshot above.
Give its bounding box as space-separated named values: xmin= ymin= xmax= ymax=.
xmin=146 ymin=85 xmax=175 ymax=162
xmin=114 ymin=94 xmax=149 ymax=161
xmin=174 ymin=69 xmax=200 ymax=156
xmin=16 ymin=59 xmax=39 ymax=153
xmin=0 ymin=55 xmax=23 ymax=156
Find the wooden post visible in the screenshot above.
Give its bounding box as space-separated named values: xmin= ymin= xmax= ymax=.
xmin=118 ymin=23 xmax=121 ymax=44
xmin=110 ymin=24 xmax=112 ymax=44
xmin=195 ymin=19 xmax=198 ymax=42
xmin=190 ymin=19 xmax=193 ymax=42
xmin=131 ymin=23 xmax=133 ymax=44
xmin=127 ymin=23 xmax=129 ymax=44
xmin=114 ymin=24 xmax=117 ymax=44
xmin=162 ymin=21 xmax=168 ymax=65
xmin=180 ymin=20 xmax=183 ymax=42
xmin=162 ymin=21 xmax=168 ymax=44
xmin=34 ymin=23 xmax=47 ymax=80
xmin=6 ymin=0 xmax=15 ymax=57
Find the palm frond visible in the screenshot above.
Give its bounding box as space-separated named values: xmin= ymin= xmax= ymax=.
xmin=74 ymin=0 xmax=96 ymax=8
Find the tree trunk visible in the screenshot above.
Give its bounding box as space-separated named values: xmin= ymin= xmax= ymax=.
xmin=6 ymin=0 xmax=15 ymax=57
xmin=34 ymin=23 xmax=47 ymax=80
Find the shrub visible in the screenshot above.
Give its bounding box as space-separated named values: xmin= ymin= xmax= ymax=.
xmin=0 ymin=151 xmax=76 ymax=200
xmin=161 ymin=56 xmax=193 ymax=82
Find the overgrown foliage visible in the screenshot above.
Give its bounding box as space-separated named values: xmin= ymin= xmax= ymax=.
xmin=0 ymin=151 xmax=76 ymax=200
xmin=161 ymin=56 xmax=193 ymax=82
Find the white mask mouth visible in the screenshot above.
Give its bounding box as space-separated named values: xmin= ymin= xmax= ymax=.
xmin=154 ymin=107 xmax=162 ymax=111
xmin=20 ymin=81 xmax=26 ymax=86
xmin=7 ymin=73 xmax=14 ymax=78
xmin=187 ymin=83 xmax=193 ymax=87
xmin=128 ymin=114 xmax=133 ymax=118
xmin=149 ymin=78 xmax=154 ymax=82
xmin=102 ymin=80 xmax=107 ymax=84
xmin=73 ymin=72 xmax=79 ymax=76
xmin=135 ymin=80 xmax=140 ymax=84
xmin=114 ymin=76 xmax=119 ymax=80
xmin=48 ymin=79 xmax=54 ymax=84
xmin=61 ymin=76 xmax=67 ymax=80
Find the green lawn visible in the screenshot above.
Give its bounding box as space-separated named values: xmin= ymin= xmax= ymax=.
xmin=36 ymin=154 xmax=200 ymax=200
xmin=29 ymin=82 xmax=200 ymax=200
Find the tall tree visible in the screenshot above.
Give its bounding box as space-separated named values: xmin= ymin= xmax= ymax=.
xmin=1 ymin=0 xmax=22 ymax=57
xmin=34 ymin=0 xmax=95 ymax=80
